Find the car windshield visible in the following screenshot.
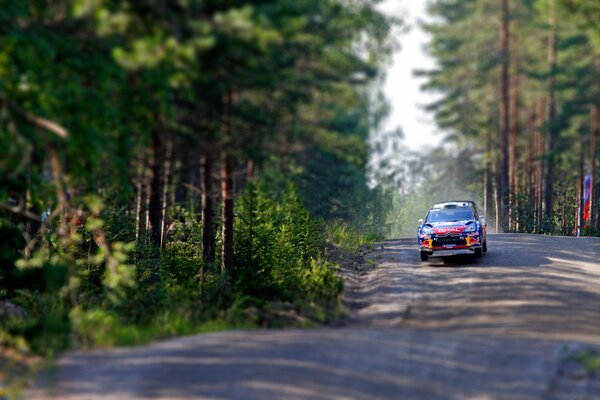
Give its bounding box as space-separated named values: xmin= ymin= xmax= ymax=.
xmin=426 ymin=208 xmax=474 ymax=223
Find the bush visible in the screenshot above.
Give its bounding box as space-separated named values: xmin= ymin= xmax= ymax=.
xmin=1 ymin=179 xmax=349 ymax=359
xmin=3 ymin=292 xmax=70 ymax=356
xmin=325 ymin=220 xmax=382 ymax=253
xmin=0 ymin=219 xmax=26 ymax=298
xmin=233 ymin=181 xmax=343 ymax=325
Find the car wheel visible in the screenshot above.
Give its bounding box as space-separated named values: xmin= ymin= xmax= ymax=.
xmin=420 ymin=251 xmax=429 ymax=261
xmin=474 ymin=248 xmax=483 ymax=258
xmin=483 ymin=240 xmax=487 ymax=253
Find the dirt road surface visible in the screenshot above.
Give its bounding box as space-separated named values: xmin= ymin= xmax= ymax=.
xmin=28 ymin=234 xmax=600 ymax=399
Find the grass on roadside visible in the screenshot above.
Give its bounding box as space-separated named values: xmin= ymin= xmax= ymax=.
xmin=570 ymin=348 xmax=600 ymax=373
xmin=325 ymin=220 xmax=383 ymax=254
xmin=70 ymin=307 xmax=248 ymax=349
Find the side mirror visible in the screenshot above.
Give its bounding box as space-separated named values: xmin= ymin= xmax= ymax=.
xmin=480 ymin=217 xmax=486 ymax=227
xmin=418 ymin=218 xmax=424 ymax=226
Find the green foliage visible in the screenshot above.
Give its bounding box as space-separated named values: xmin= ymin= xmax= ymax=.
xmin=0 ymin=194 xmax=137 ymax=356
xmin=71 ymin=307 xmax=199 ymax=348
xmin=0 ymin=0 xmax=396 ymax=365
xmin=70 ymin=304 xmax=247 ymax=349
xmin=569 ymin=348 xmax=600 ymax=373
xmin=0 ymin=219 xmax=26 ymax=298
xmin=234 ymin=180 xmax=343 ymax=325
xmin=387 ymin=190 xmax=432 ymax=239
xmin=2 ymin=292 xmax=70 ymax=356
xmin=326 ymin=220 xmax=382 ymax=253
xmin=560 ymin=0 xmax=600 ymax=52
xmin=59 ymin=179 xmax=348 ymax=348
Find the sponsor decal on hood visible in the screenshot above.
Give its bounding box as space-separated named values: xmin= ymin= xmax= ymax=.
xmin=432 ymin=226 xmax=464 ymax=234
xmin=427 ymin=220 xmax=474 ymax=235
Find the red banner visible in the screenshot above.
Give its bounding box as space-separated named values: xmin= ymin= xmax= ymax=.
xmin=583 ymin=175 xmax=592 ymax=227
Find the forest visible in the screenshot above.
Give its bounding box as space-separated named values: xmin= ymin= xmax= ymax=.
xmin=0 ymin=0 xmax=599 ymax=385
xmin=0 ymin=0 xmax=396 ymax=369
xmin=384 ymin=0 xmax=600 ymax=237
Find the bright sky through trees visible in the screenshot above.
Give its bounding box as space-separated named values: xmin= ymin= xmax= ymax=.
xmin=381 ymin=0 xmax=442 ymax=151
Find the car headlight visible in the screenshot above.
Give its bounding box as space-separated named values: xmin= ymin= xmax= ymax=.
xmin=465 ymin=224 xmax=477 ymax=232
xmin=422 ymin=226 xmax=433 ymax=235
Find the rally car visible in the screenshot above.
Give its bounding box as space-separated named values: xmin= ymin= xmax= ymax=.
xmin=417 ymin=201 xmax=487 ymax=261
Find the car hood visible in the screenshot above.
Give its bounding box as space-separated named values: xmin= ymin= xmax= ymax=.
xmin=424 ymin=220 xmax=475 ymax=235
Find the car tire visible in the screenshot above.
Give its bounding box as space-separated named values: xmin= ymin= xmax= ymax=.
xmin=474 ymin=247 xmax=483 ymax=258
xmin=420 ymin=251 xmax=429 ymax=261
xmin=483 ymin=241 xmax=487 ymax=253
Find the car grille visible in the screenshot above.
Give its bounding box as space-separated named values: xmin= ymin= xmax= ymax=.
xmin=434 ymin=236 xmax=466 ymax=246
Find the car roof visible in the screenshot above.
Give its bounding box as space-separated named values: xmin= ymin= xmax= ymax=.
xmin=431 ymin=200 xmax=477 ymax=209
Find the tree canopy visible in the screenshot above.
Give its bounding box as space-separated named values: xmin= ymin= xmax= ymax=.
xmin=0 ymin=0 xmax=398 ymax=359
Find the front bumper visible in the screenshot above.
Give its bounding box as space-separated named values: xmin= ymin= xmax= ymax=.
xmin=418 ymin=235 xmax=481 ymax=254
xmin=422 ymin=248 xmax=478 ymax=257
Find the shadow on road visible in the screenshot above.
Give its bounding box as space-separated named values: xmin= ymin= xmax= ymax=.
xmin=349 ymin=234 xmax=600 ymax=344
xmin=30 ymin=329 xmax=588 ymax=400
xmin=432 ymin=254 xmax=481 ymax=266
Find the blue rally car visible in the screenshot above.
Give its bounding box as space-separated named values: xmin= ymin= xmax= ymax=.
xmin=417 ymin=201 xmax=487 ymax=261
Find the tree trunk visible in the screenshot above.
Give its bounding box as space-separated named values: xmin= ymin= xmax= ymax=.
xmin=577 ymin=142 xmax=585 ymax=236
xmin=536 ymin=97 xmax=546 ymax=231
xmin=527 ymin=109 xmax=536 ymax=226
xmin=247 ymin=159 xmax=257 ymax=181
xmin=561 ymin=189 xmax=567 ymax=236
xmin=221 ymin=152 xmax=234 ymax=283
xmin=148 ymin=128 xmax=163 ymax=249
xmin=160 ymin=137 xmax=174 ymax=247
xmin=484 ymin=129 xmax=494 ymax=223
xmin=201 ymin=152 xmax=216 ymax=270
xmin=48 ymin=144 xmax=78 ymax=306
xmin=590 ymin=105 xmax=598 ymax=231
xmin=544 ymin=0 xmax=558 ymax=222
xmin=173 ymin=157 xmax=187 ymax=208
xmin=135 ymin=150 xmax=146 ymax=243
xmin=498 ymin=0 xmax=511 ymax=233
xmin=173 ymin=149 xmax=199 ymax=212
xmin=509 ymin=22 xmax=520 ymax=230
xmin=494 ymin=184 xmax=500 ymax=230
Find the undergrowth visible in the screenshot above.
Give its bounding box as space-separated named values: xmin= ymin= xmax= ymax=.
xmin=326 ymin=220 xmax=383 ymax=253
xmin=0 ymin=180 xmax=387 ymax=367
xmin=570 ymin=349 xmax=600 ymax=373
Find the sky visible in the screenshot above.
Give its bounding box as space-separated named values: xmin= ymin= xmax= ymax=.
xmin=380 ymin=0 xmax=442 ymax=151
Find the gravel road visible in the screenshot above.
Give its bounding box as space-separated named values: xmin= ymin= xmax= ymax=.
xmin=28 ymin=234 xmax=600 ymax=399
